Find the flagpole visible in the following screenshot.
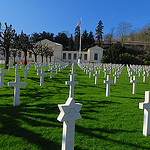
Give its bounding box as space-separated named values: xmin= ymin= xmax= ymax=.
xmin=78 ymin=17 xmax=82 ymax=64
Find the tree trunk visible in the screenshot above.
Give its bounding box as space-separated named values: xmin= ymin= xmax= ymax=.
xmin=24 ymin=50 xmax=27 ymax=66
xmin=13 ymin=55 xmax=16 ymax=65
xmin=49 ymin=56 xmax=51 ymax=63
xmin=46 ymin=56 xmax=48 ymax=63
xmin=34 ymin=54 xmax=37 ymax=63
xmin=41 ymin=55 xmax=44 ymax=63
xmin=4 ymin=47 xmax=9 ymax=69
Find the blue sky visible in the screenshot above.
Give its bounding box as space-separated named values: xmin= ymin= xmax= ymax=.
xmin=0 ymin=0 xmax=150 ymax=37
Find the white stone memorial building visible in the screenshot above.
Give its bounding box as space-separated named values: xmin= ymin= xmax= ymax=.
xmin=0 ymin=39 xmax=104 ymax=64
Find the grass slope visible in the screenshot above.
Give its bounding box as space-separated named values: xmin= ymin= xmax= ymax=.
xmin=0 ymin=64 xmax=150 ymax=150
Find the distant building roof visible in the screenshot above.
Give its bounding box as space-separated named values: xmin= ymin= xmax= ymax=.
xmin=36 ymin=39 xmax=63 ymax=47
xmin=102 ymin=39 xmax=150 ymax=45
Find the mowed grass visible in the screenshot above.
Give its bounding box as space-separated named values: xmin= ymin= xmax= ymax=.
xmin=0 ymin=64 xmax=150 ymax=150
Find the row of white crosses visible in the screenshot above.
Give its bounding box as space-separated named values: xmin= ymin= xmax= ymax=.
xmin=128 ymin=64 xmax=150 ymax=82
xmin=35 ymin=62 xmax=69 ymax=86
xmin=57 ymin=63 xmax=82 ymax=150
xmin=79 ymin=63 xmax=140 ymax=97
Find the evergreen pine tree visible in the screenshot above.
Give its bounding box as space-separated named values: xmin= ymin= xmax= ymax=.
xmin=88 ymin=31 xmax=95 ymax=48
xmin=82 ymin=29 xmax=89 ymax=51
xmin=74 ymin=26 xmax=80 ymax=51
xmin=68 ymin=34 xmax=74 ymax=51
xmin=95 ymin=20 xmax=104 ymax=46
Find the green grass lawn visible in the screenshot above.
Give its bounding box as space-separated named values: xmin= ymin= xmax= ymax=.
xmin=0 ymin=64 xmax=150 ymax=150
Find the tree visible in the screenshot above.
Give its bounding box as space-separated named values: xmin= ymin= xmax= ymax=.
xmin=30 ymin=32 xmax=41 ymax=43
xmin=103 ymin=42 xmax=125 ymax=63
xmin=43 ymin=45 xmax=54 ymax=63
xmin=82 ymin=29 xmax=89 ymax=51
xmin=104 ymin=27 xmax=115 ymax=44
xmin=120 ymin=53 xmax=136 ymax=64
xmin=39 ymin=31 xmax=54 ymax=41
xmin=38 ymin=42 xmax=45 ymax=63
xmin=55 ymin=32 xmax=69 ymax=50
xmin=74 ymin=26 xmax=80 ymax=51
xmin=88 ymin=31 xmax=95 ymax=48
xmin=0 ymin=23 xmax=15 ymax=69
xmin=68 ymin=34 xmax=74 ymax=51
xmin=18 ymin=31 xmax=30 ymax=66
xmin=95 ymin=20 xmax=104 ymax=46
xmin=117 ymin=22 xmax=132 ymax=46
xmin=11 ymin=34 xmax=20 ymax=65
xmin=29 ymin=43 xmax=40 ymax=63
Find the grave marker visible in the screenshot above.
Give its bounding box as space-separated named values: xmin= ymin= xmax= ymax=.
xmin=104 ymin=75 xmax=113 ymax=97
xmin=22 ymin=65 xmax=30 ymax=78
xmin=48 ymin=67 xmax=54 ymax=79
xmin=8 ymin=74 xmax=26 ymax=106
xmin=37 ymin=69 xmax=47 ymax=86
xmin=93 ymin=71 xmax=100 ymax=85
xmin=0 ymin=68 xmax=8 ymax=88
xmin=143 ymin=71 xmax=146 ymax=82
xmin=131 ymin=76 xmax=138 ymax=94
xmin=14 ymin=64 xmax=20 ymax=75
xmin=113 ymin=71 xmax=119 ymax=84
xmin=7 ymin=63 xmax=12 ymax=71
xmin=139 ymin=91 xmax=150 ymax=136
xmin=57 ymin=97 xmax=82 ymax=150
xmin=65 ymin=74 xmax=78 ymax=98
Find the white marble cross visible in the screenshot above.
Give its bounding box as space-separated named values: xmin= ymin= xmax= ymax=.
xmin=7 ymin=63 xmax=12 ymax=71
xmin=8 ymin=74 xmax=26 ymax=106
xmin=139 ymin=91 xmax=150 ymax=136
xmin=0 ymin=68 xmax=8 ymax=88
xmin=20 ymin=62 xmax=23 ymax=69
xmin=109 ymin=67 xmax=112 ymax=74
xmin=57 ymin=97 xmax=82 ymax=150
xmin=131 ymin=76 xmax=138 ymax=94
xmin=36 ymin=65 xmax=41 ymax=75
xmin=86 ymin=66 xmax=89 ymax=74
xmin=22 ymin=65 xmax=30 ymax=78
xmin=65 ymin=74 xmax=78 ymax=98
xmin=44 ymin=63 xmax=47 ymax=71
xmin=130 ymin=72 xmax=133 ymax=83
xmin=113 ymin=71 xmax=119 ymax=84
xmin=28 ymin=62 xmax=31 ymax=69
xmin=55 ymin=65 xmax=58 ymax=74
xmin=48 ymin=67 xmax=54 ymax=79
xmin=70 ymin=64 xmax=75 ymax=75
xmin=35 ymin=62 xmax=38 ymax=69
xmin=138 ymin=70 xmax=141 ymax=77
xmin=104 ymin=75 xmax=113 ymax=97
xmin=98 ymin=68 xmax=101 ymax=75
xmin=143 ymin=71 xmax=146 ymax=82
xmin=146 ymin=70 xmax=150 ymax=77
xmin=89 ymin=68 xmax=92 ymax=78
xmin=103 ymin=68 xmax=107 ymax=78
xmin=93 ymin=71 xmax=100 ymax=84
xmin=58 ymin=64 xmax=61 ymax=72
xmin=14 ymin=64 xmax=20 ymax=75
xmin=37 ymin=69 xmax=47 ymax=86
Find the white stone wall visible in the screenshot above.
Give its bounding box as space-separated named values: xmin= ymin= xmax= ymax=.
xmin=62 ymin=51 xmax=89 ymax=63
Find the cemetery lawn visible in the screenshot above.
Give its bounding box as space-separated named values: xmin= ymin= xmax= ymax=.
xmin=0 ymin=64 xmax=150 ymax=150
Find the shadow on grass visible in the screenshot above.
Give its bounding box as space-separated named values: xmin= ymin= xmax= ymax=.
xmin=76 ymin=125 xmax=150 ymax=149
xmin=112 ymin=95 xmax=143 ymax=100
xmin=0 ymin=104 xmax=61 ymax=150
